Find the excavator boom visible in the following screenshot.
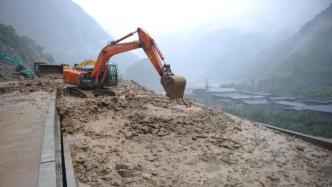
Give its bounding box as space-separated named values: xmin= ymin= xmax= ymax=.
xmin=63 ymin=28 xmax=186 ymax=99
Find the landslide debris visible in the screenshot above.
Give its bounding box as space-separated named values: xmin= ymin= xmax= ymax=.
xmin=0 ymin=63 xmax=22 ymax=81
xmin=1 ymin=78 xmax=331 ymax=186
xmin=57 ymin=80 xmax=332 ymax=187
xmin=0 ymin=78 xmax=62 ymax=94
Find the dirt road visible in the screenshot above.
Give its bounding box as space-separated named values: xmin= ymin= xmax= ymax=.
xmin=57 ymin=80 xmax=332 ymax=187
xmin=0 ymin=79 xmax=62 ymax=187
xmin=0 ymin=90 xmax=52 ymax=187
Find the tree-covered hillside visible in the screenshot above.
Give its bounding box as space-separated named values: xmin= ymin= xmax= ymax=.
xmin=244 ymin=4 xmax=332 ymax=98
xmin=0 ymin=0 xmax=138 ymax=68
xmin=0 ymin=23 xmax=54 ymax=67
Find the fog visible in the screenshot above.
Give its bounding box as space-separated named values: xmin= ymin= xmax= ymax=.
xmin=74 ymin=0 xmax=331 ymax=37
xmin=73 ymin=0 xmax=331 ymax=88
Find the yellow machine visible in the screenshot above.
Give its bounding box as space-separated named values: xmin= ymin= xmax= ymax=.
xmin=75 ymin=59 xmax=96 ymax=68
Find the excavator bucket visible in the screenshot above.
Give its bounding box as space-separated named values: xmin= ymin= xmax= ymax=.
xmin=161 ymin=75 xmax=186 ymax=99
xmin=34 ymin=62 xmax=64 ymax=78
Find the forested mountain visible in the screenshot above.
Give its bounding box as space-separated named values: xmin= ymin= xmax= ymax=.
xmin=242 ymin=4 xmax=332 ymax=98
xmin=0 ymin=0 xmax=138 ymax=68
xmin=0 ymin=23 xmax=54 ymax=67
xmin=204 ymin=30 xmax=289 ymax=83
xmin=0 ymin=23 xmax=54 ymax=80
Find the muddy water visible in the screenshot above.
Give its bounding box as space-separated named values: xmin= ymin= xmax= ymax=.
xmin=0 ymin=91 xmax=51 ymax=187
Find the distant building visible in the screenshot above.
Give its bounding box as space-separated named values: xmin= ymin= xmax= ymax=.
xmin=191 ymin=87 xmax=332 ymax=114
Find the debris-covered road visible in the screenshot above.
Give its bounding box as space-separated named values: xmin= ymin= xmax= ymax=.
xmin=56 ymin=80 xmax=332 ymax=187
xmin=0 ymin=80 xmax=56 ymax=187
xmin=0 ymin=78 xmax=331 ymax=186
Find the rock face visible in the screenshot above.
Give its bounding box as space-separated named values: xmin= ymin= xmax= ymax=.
xmin=56 ymin=80 xmax=332 ymax=187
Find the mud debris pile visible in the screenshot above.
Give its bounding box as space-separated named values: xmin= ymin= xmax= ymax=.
xmin=0 ymin=78 xmax=62 ymax=94
xmin=0 ymin=79 xmax=332 ymax=186
xmin=56 ymin=80 xmax=332 ymax=187
xmin=1 ymin=78 xmax=331 ymax=186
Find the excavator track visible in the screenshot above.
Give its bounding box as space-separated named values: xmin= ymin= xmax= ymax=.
xmin=93 ymin=87 xmax=116 ymax=97
xmin=66 ymin=86 xmax=88 ymax=98
xmin=65 ymin=86 xmax=115 ymax=98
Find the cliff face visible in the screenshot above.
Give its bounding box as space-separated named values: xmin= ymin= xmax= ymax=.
xmin=0 ymin=0 xmax=138 ymax=66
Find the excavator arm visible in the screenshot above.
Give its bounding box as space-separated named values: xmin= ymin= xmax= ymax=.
xmin=92 ymin=28 xmax=168 ymax=83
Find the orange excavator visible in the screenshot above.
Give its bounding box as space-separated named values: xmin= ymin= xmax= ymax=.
xmin=63 ymin=27 xmax=186 ymax=99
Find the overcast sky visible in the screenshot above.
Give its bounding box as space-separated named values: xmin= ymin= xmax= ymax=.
xmin=73 ymin=0 xmax=331 ymax=38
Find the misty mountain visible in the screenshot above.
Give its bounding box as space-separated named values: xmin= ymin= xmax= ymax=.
xmin=243 ymin=4 xmax=332 ymax=98
xmin=0 ymin=0 xmax=138 ymax=69
xmin=159 ymin=27 xmax=289 ymax=86
xmin=205 ymin=30 xmax=289 ymax=84
xmin=0 ymin=23 xmax=54 ymax=80
xmin=124 ymin=58 xmax=163 ymax=91
xmin=0 ymin=23 xmax=54 ymax=67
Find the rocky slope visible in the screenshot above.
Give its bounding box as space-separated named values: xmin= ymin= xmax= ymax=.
xmin=1 ymin=78 xmax=331 ymax=186
xmin=56 ymin=80 xmax=332 ymax=187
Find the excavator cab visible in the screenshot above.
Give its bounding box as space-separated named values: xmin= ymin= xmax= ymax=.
xmin=105 ymin=63 xmax=118 ymax=86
